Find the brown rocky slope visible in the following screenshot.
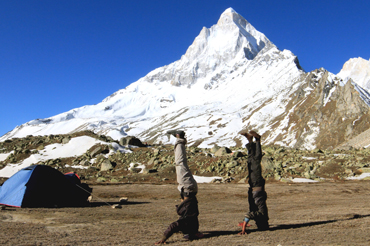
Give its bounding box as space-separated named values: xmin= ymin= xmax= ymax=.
xmin=2 ymin=131 xmax=370 ymax=185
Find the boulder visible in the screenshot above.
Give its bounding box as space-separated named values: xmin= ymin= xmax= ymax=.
xmin=147 ymin=157 xmax=158 ymax=165
xmin=130 ymin=167 xmax=142 ymax=173
xmin=36 ymin=145 xmax=44 ymax=150
xmin=210 ymin=145 xmax=221 ymax=154
xmin=120 ymin=136 xmax=145 ymax=147
xmin=90 ymin=146 xmax=107 ymax=158
xmin=97 ymin=177 xmax=107 ymax=182
xmin=211 ymin=178 xmax=223 ymax=183
xmin=153 ymin=148 xmax=160 ymax=156
xmin=62 ymin=137 xmax=71 ymax=144
xmin=312 ymin=148 xmax=324 ymax=153
xmin=204 ymin=152 xmax=213 ymax=157
xmin=214 ymin=147 xmax=232 ymax=156
xmin=119 ymin=197 xmax=128 ymax=204
xmin=130 ymin=163 xmax=144 ymax=173
xmin=232 ymin=151 xmax=244 ymax=158
xmin=226 ymin=160 xmax=239 ymax=168
xmin=100 ymin=159 xmax=114 ymax=171
xmin=261 ymin=157 xmax=275 ymax=170
xmin=79 ymin=160 xmax=90 ymax=166
xmin=111 ymin=204 xmax=122 ymax=209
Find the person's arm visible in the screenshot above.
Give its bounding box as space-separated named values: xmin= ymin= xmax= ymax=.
xmin=238 ymin=221 xmax=247 ymax=235
xmin=238 ymin=217 xmax=251 ymax=235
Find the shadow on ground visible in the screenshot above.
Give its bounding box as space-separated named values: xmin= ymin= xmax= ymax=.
xmin=202 ymin=214 xmax=370 ymax=238
xmin=88 ymin=201 xmax=150 ymax=207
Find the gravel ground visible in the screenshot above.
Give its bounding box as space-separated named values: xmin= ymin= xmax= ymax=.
xmin=1 ymin=181 xmax=370 ymax=245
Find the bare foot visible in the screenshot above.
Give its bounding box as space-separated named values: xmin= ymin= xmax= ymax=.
xmin=249 ymin=130 xmax=261 ymax=139
xmin=240 ymin=131 xmax=253 ymax=142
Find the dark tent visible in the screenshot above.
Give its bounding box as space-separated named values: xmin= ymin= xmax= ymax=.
xmin=0 ymin=165 xmax=92 ymax=208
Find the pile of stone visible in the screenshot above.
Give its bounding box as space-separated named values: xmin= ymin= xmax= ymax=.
xmin=1 ymin=131 xmax=370 ymax=184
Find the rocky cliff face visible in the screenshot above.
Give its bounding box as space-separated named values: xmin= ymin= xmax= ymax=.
xmin=267 ymin=68 xmax=370 ymax=150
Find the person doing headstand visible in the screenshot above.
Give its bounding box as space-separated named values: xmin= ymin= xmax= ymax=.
xmin=239 ymin=130 xmax=269 ymax=235
xmin=155 ymin=130 xmax=203 ymax=244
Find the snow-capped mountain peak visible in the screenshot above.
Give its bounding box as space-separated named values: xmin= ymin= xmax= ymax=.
xmin=217 ymin=7 xmax=268 ymax=52
xmin=337 ymin=57 xmax=370 ymax=90
xmin=184 ymin=8 xmax=272 ymax=65
xmin=139 ymin=8 xmax=275 ymax=90
xmin=2 ymin=8 xmax=370 ymax=151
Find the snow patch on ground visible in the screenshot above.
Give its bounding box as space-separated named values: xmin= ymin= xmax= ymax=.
xmin=291 ymin=178 xmax=319 ymax=183
xmin=65 ymin=164 xmax=90 ymax=169
xmin=194 ymin=175 xmax=222 ymax=183
xmin=0 ymin=151 xmax=13 ymax=162
xmin=347 ymin=173 xmax=370 ymax=180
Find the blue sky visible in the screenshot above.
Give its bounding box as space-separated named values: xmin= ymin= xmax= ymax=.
xmin=1 ymin=0 xmax=369 ymax=137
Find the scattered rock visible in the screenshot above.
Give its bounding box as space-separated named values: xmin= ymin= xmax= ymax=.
xmin=111 ymin=204 xmax=122 ymax=209
xmin=211 ymin=178 xmax=223 ymax=183
xmin=119 ymin=197 xmax=128 ymax=204
xmin=120 ymin=136 xmax=145 ymax=147
xmin=261 ymin=157 xmax=275 ymax=170
xmin=232 ymin=151 xmax=244 ymax=158
xmin=101 ymin=159 xmax=114 ymax=171
xmin=62 ymin=137 xmax=71 ymax=144
xmin=215 ymin=147 xmax=232 ymax=156
xmin=37 ymin=145 xmax=44 ymax=150
xmin=226 ymin=160 xmax=239 ymax=168
xmin=210 ymin=145 xmax=221 ymax=154
xmin=2 ymin=131 xmax=370 ymax=184
xmin=97 ymin=177 xmax=107 ymax=182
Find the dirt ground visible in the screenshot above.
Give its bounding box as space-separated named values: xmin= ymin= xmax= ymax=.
xmin=1 ymin=180 xmax=370 ymax=246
